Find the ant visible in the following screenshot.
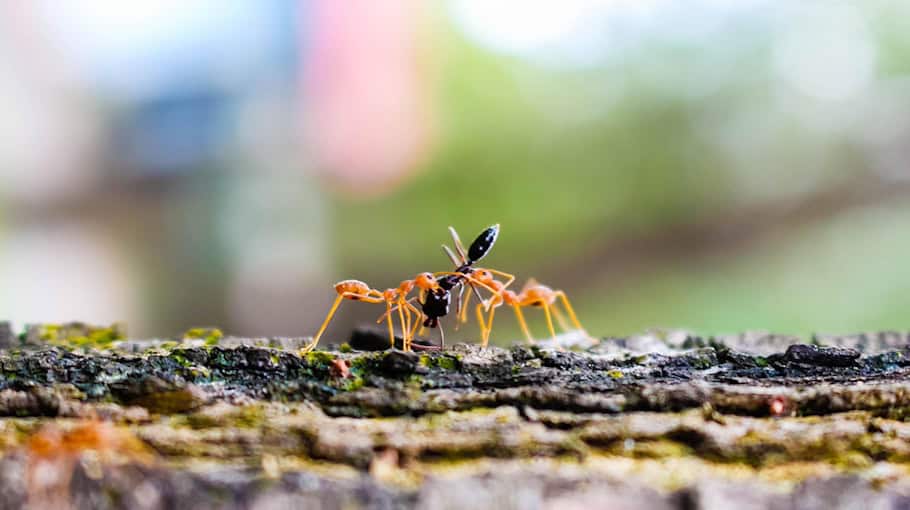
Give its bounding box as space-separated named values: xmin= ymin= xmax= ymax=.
xmin=304 ymin=273 xmax=439 ymax=354
xmin=313 ymin=224 xmax=589 ymax=351
xmin=382 ymin=225 xmax=504 ymax=348
xmin=474 ymin=277 xmax=589 ymax=346
xmin=439 ymin=225 xmax=515 ymax=328
xmin=421 ymin=224 xmax=510 ymax=347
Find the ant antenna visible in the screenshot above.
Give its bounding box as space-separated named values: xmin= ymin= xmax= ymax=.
xmin=453 ymin=282 xmax=467 ymax=331
xmin=442 ymin=238 xmax=484 ymax=306
xmin=441 ymin=244 xmax=461 ymax=266
xmin=448 ymin=226 xmax=468 ymax=262
xmin=442 ymin=243 xmax=479 ymax=327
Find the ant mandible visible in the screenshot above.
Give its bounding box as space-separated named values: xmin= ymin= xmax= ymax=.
xmin=304 ymin=273 xmax=439 ymax=354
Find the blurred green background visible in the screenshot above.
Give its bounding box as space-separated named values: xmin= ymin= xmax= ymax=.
xmin=1 ymin=1 xmax=909 ymax=343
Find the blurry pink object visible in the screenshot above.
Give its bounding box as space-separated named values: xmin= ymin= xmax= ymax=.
xmin=305 ymin=0 xmax=435 ymax=197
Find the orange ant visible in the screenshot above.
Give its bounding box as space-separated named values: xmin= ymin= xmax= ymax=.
xmin=474 ymin=278 xmax=589 ymax=346
xmin=376 ymin=269 xmax=501 ymax=347
xmin=305 ymin=273 xmax=439 ymax=353
xmin=380 ymin=275 xmax=444 ymax=350
xmin=377 ymin=225 xmax=510 ymax=346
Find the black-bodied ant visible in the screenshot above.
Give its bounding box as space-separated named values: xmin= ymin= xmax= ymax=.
xmin=418 ymin=224 xmax=506 ymax=347
xmin=377 ymin=225 xmax=506 ymax=348
xmin=439 ymin=225 xmax=515 ymax=329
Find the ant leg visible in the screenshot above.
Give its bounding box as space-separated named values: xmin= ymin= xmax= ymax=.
xmin=307 ymin=292 xmax=385 ymax=354
xmin=467 ymin=282 xmax=484 ymax=310
xmin=432 ymin=270 xmax=484 ymax=305
xmin=384 ymin=301 xmax=395 ymax=350
xmin=376 ymin=296 xmax=418 ymax=323
xmin=556 ymin=291 xmax=593 ymax=342
xmin=438 ymin=321 xmax=446 ymax=349
xmin=475 ymin=303 xmax=488 ymax=344
xmin=551 ymin=305 xmax=571 ymax=332
xmin=406 ymin=302 xmax=423 ymax=346
xmin=417 ymin=288 xmax=429 ymax=335
xmin=454 ymin=283 xmax=466 ymax=331
xmin=554 ymin=291 xmax=586 ymax=333
xmin=434 ymin=272 xmax=501 ymax=298
xmin=304 ymin=295 xmax=345 ymax=353
xmin=404 ymin=306 xmax=414 ymax=351
xmin=459 ymin=286 xmax=473 ymax=323
xmin=483 ymin=304 xmax=498 ymax=348
xmin=405 ymin=302 xmax=422 ymax=350
xmin=403 ymin=300 xmax=424 ymax=351
xmin=542 ymin=303 xmax=557 ymax=339
xmin=470 ymin=278 xmax=500 ymax=300
xmin=396 ymin=300 xmax=408 ymax=351
xmin=485 ymin=268 xmax=516 ymax=289
xmin=512 ymin=305 xmax=535 ymax=344
xmin=352 ymin=293 xmax=392 ymax=348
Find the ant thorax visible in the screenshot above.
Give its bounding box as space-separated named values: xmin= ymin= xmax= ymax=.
xmin=501 ymin=290 xmax=520 ymax=305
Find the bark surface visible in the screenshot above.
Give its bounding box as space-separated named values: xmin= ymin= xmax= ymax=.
xmin=3 ymin=323 xmax=910 ymax=509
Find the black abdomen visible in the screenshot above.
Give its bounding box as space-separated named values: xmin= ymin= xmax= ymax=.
xmin=421 ymin=289 xmax=450 ymax=327
xmin=467 ymin=224 xmax=499 ymax=263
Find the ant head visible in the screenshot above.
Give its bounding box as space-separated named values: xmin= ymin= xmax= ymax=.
xmin=473 ymin=269 xmax=494 ymax=283
xmin=414 ymin=272 xmax=438 ymax=290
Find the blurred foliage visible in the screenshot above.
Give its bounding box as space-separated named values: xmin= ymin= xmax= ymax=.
xmin=334 ymin=23 xmax=730 ymax=277
xmin=329 ymin=5 xmax=910 ymax=341
xmin=4 ymin=2 xmax=910 ymax=341
xmin=592 ymin=202 xmax=910 ymax=336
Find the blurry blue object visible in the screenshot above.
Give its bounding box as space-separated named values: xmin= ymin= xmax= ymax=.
xmin=38 ymin=0 xmax=300 ymax=98
xmin=35 ymin=0 xmax=303 ymax=177
xmin=116 ymin=89 xmax=229 ymax=176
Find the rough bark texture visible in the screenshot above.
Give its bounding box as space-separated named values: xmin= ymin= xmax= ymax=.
xmin=3 ymin=322 xmax=910 ymax=509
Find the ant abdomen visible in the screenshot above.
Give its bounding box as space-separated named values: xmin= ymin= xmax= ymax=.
xmin=467 ymin=224 xmax=499 ymax=264
xmin=334 ymin=280 xmax=371 ymax=297
xmin=423 ymin=288 xmax=450 ymax=312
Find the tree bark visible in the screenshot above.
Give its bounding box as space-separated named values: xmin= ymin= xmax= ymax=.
xmin=1 ymin=324 xmax=910 ymax=509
